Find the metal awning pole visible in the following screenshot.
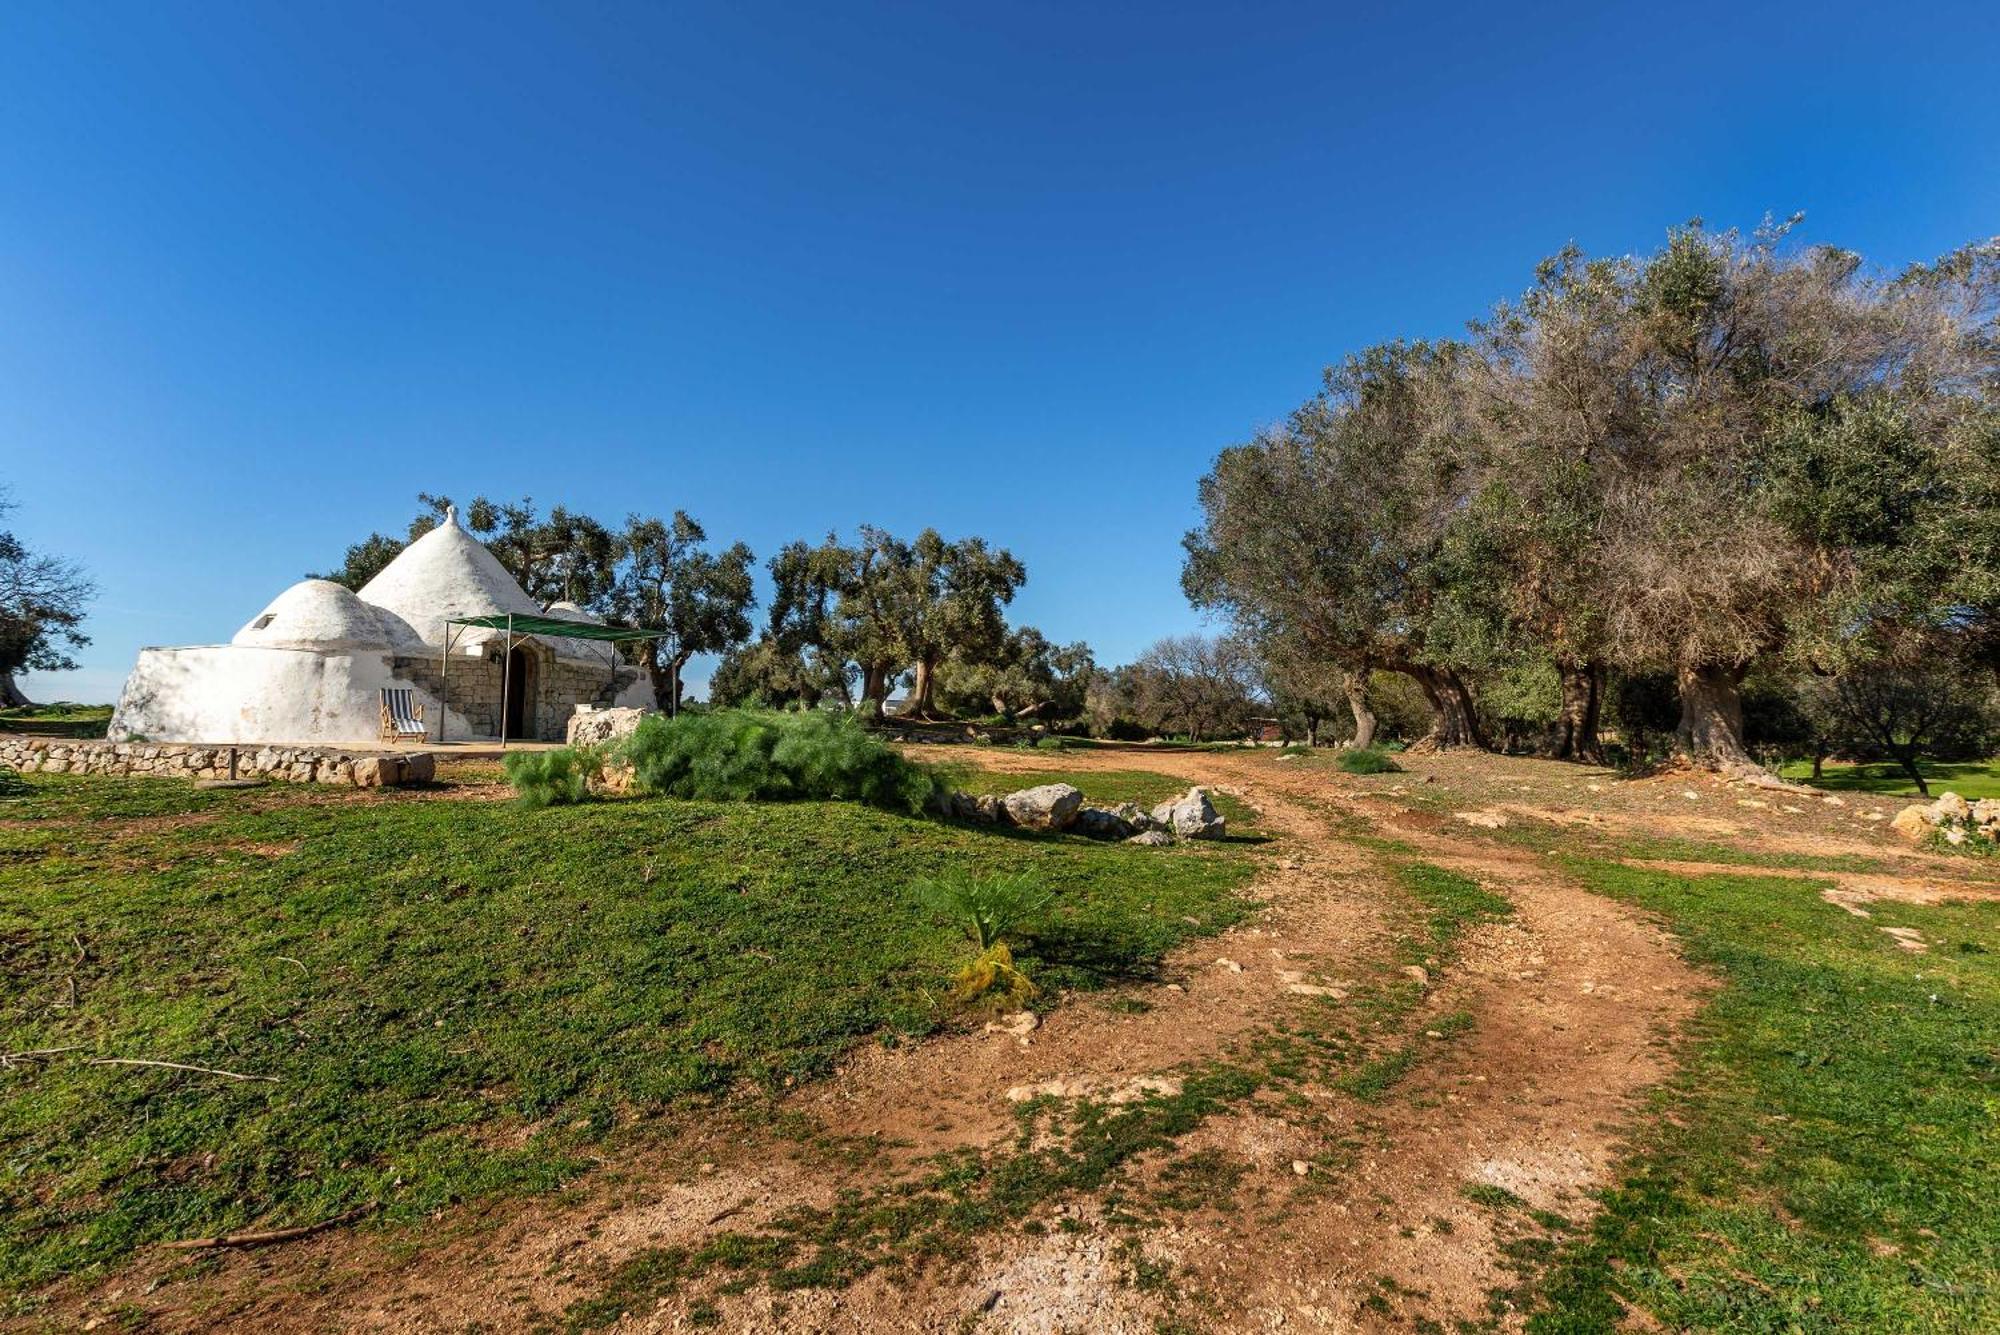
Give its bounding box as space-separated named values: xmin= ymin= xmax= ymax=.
xmin=500 ymin=615 xmax=514 ymax=749
xmin=440 ymin=622 xmax=455 ymax=745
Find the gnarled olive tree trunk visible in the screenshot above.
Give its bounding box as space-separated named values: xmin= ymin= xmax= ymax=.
xmin=1674 ymin=661 xmax=1756 ymax=771
xmin=1549 ymin=659 xmax=1604 ymax=763
xmin=1343 ymin=669 xmax=1377 ymax=750
xmin=905 ymin=656 xmax=939 ymax=718
xmin=860 ymin=662 xmax=895 ymax=709
xmin=1403 ymin=665 xmax=1487 ymax=750
xmin=0 ymin=672 xmax=32 ymax=710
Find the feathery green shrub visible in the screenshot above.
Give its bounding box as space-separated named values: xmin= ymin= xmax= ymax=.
xmin=0 ymin=765 xmax=27 ymax=798
xmin=620 ymin=708 xmax=939 ymax=812
xmin=503 ymin=746 xmax=596 ymax=807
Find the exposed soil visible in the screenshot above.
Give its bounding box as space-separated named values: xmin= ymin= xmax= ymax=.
xmin=53 ymin=744 xmax=1977 ymax=1333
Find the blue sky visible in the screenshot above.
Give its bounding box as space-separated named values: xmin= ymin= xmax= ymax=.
xmin=5 ymin=1 xmax=1997 ymax=703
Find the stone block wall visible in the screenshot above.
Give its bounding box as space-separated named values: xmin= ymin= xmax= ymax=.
xmin=397 ymin=651 xmax=642 ymax=742
xmin=0 ymin=736 xmax=436 ymax=787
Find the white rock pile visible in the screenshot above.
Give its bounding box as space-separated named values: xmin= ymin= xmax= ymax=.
xmin=1889 ymin=791 xmax=2000 ymax=847
xmin=934 ymin=782 xmax=1227 ymax=845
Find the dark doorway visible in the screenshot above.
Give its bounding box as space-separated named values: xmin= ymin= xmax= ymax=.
xmin=503 ymin=646 xmax=536 ymax=740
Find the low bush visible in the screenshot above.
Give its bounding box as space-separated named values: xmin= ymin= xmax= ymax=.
xmin=503 ymin=745 xmax=598 ymax=807
xmin=0 ymin=765 xmax=27 ymax=798
xmin=1035 ymin=735 xmax=1069 ymax=752
xmin=1336 ymin=746 xmax=1401 ymax=775
xmin=620 ymin=709 xmax=939 ymax=812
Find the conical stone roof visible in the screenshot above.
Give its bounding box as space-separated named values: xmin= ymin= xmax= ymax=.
xmin=357 ymin=507 xmax=543 ymax=651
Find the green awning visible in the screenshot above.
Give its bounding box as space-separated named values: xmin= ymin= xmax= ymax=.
xmin=444 ymin=613 xmax=667 ymax=643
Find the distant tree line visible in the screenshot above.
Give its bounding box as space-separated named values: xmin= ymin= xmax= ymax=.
xmin=318 ymin=499 xmax=1101 ymax=723
xmin=1184 ymin=220 xmax=2000 ymax=774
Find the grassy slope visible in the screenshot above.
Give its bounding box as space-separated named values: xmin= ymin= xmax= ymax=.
xmin=0 ymin=773 xmax=1255 ymax=1293
xmin=1525 ymin=856 xmax=2000 ymax=1331
xmin=1779 ymin=757 xmax=2000 ymax=800
xmin=0 ymin=704 xmax=112 ymax=739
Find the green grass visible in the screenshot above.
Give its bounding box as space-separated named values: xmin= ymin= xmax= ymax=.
xmin=1780 ymin=757 xmax=2000 ymax=800
xmin=0 ymin=773 xmax=1256 ymax=1295
xmin=1526 ymin=856 xmax=2000 ymax=1332
xmin=0 ymin=703 xmax=112 ymax=739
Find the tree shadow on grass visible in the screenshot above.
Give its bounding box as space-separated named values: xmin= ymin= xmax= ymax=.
xmin=1015 ymin=921 xmax=1176 ymax=990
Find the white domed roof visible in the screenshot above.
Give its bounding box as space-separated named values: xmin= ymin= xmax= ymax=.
xmin=356 ymin=507 xmax=542 ymax=649
xmin=232 ymin=579 xmax=400 ymax=650
xmin=544 ymin=600 xmax=606 ymax=623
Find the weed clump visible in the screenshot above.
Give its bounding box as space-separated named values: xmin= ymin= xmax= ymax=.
xmin=503 ymin=745 xmax=599 ymax=807
xmin=0 ymin=765 xmax=27 ymax=798
xmin=1335 ymin=746 xmax=1401 ymax=775
xmin=621 ymin=709 xmax=939 ymax=813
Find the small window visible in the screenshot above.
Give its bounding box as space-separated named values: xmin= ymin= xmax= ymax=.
xmin=250 ymin=614 xmax=275 ymax=630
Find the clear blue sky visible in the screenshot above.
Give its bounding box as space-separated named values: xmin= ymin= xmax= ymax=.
xmin=6 ymin=1 xmax=1997 ymax=703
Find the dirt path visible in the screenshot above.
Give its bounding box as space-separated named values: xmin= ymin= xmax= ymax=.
xmin=74 ymin=749 xmax=1705 ymax=1334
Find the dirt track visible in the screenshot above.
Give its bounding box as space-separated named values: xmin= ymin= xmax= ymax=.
xmin=64 ymin=748 xmax=1716 ymax=1333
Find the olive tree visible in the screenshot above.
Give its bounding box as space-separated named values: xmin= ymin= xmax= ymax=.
xmin=614 ymin=512 xmax=756 ymax=712
xmin=0 ymin=490 xmax=93 ymax=709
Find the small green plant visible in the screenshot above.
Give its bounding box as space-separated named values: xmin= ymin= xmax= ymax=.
xmin=503 ymin=745 xmax=597 ymax=807
xmin=1034 ymin=735 xmax=1068 ymax=752
xmin=0 ymin=764 xmax=28 ymax=798
xmin=915 ymin=870 xmax=1052 ymax=950
xmin=916 ymin=870 xmax=1053 ymax=1006
xmin=1336 ymin=746 xmax=1401 ymax=775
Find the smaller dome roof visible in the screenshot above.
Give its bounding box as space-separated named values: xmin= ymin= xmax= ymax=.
xmin=544 ymin=600 xmax=606 ymax=623
xmin=232 ymin=580 xmax=401 ymax=651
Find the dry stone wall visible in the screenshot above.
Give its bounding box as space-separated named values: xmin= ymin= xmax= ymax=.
xmin=0 ymin=736 xmax=436 ymax=787
xmin=396 ymin=653 xmax=641 ymax=742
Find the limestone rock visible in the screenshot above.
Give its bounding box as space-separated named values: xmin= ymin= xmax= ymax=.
xmin=566 ymin=706 xmax=653 ymax=747
xmin=1889 ymin=804 xmax=1934 ymax=840
xmin=1073 ymin=806 xmax=1135 ymax=840
xmin=350 ymin=755 xmax=400 ymax=787
xmin=1000 ymin=783 xmax=1085 ymax=832
xmin=1151 ymin=786 xmax=1226 ymax=840
xmin=1125 ymin=829 xmax=1174 ymax=847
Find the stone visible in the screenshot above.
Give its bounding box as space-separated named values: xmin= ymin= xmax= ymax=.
xmin=1934 ymin=791 xmax=1972 ymax=821
xmin=1151 ymin=787 xmax=1226 ymax=840
xmin=1073 ymin=806 xmax=1135 ymax=840
xmin=1455 ymin=810 xmax=1508 ymax=829
xmin=350 ymin=755 xmax=401 ymax=788
xmin=1890 ymin=804 xmax=1934 ymax=840
xmin=566 ymin=706 xmax=653 ymax=747
xmin=984 ymin=1010 xmax=1039 ymax=1044
xmin=1125 ymin=829 xmax=1174 ymax=847
xmin=401 ymin=752 xmax=437 ymax=784
xmin=1000 ymin=783 xmax=1085 ymax=832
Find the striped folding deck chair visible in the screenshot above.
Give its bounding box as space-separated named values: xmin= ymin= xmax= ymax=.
xmin=379 ymin=687 xmax=427 ymax=742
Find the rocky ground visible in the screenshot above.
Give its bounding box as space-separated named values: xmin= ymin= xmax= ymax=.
xmin=47 ymin=745 xmax=1999 ymax=1333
